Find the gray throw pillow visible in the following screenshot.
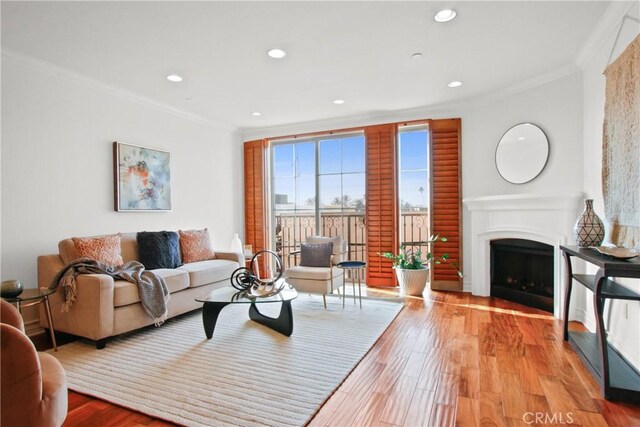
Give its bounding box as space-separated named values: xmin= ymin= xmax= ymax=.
xmin=299 ymin=242 xmax=333 ymax=267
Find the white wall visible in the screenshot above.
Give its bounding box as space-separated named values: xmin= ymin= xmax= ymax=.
xmin=579 ymin=2 xmax=640 ymax=369
xmin=461 ymin=73 xmax=583 ymax=198
xmin=1 ymin=54 xmax=243 ymax=330
xmin=461 ymin=73 xmax=584 ymax=292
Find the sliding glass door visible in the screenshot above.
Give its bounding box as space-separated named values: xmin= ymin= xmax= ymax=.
xmin=272 ymin=142 xmax=316 ymax=265
xmin=271 ymin=133 xmax=366 ymax=267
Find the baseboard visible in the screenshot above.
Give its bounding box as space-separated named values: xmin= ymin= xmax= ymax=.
xmin=570 ymin=309 xmax=640 ymax=370
xmin=572 ymin=308 xmax=596 ymax=332
xmin=431 ymin=280 xmax=463 ymax=291
xmin=463 ymin=279 xmax=472 ymax=293
xmin=25 ymin=319 xmax=45 ymax=337
xmin=608 ymin=333 xmax=640 ymax=371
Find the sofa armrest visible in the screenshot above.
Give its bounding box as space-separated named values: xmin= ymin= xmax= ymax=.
xmin=38 ymin=255 xmax=65 ymax=290
xmin=214 ymin=250 xmax=244 ymax=266
xmin=38 ymin=256 xmax=115 ymax=340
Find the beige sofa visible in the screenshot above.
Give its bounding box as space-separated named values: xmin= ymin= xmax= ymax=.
xmin=38 ymin=232 xmax=243 ymax=348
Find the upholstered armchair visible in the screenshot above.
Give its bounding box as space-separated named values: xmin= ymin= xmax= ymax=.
xmin=1 ymin=300 xmax=67 ymax=427
xmin=285 ymin=236 xmax=347 ymax=308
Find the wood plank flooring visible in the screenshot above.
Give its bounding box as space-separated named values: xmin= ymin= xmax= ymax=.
xmin=41 ymin=288 xmax=640 ymax=426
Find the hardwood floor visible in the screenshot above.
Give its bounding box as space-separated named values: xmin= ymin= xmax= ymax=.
xmin=42 ymin=288 xmax=640 ymax=426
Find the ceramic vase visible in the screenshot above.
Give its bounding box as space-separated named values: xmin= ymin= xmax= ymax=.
xmin=395 ymin=267 xmax=429 ymax=297
xmin=573 ymin=199 xmax=605 ymax=247
xmin=230 ymin=233 xmax=243 ymax=254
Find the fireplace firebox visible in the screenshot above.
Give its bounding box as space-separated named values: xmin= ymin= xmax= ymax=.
xmin=490 ymin=239 xmax=554 ymax=312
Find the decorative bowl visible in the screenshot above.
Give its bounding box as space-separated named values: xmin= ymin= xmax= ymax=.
xmin=595 ymin=246 xmax=640 ymax=260
xmin=1 ymin=280 xmax=24 ymax=298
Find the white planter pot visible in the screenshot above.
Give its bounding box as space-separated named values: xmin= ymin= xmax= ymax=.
xmin=394 ymin=267 xmax=429 ymax=296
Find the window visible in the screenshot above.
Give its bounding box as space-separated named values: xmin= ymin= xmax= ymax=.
xmin=270 ymin=133 xmax=366 ymax=266
xmin=247 ymin=118 xmax=460 ymax=289
xmin=398 ymin=125 xmax=430 ymax=253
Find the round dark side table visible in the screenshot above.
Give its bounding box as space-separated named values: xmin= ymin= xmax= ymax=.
xmin=337 ymin=261 xmax=366 ymax=309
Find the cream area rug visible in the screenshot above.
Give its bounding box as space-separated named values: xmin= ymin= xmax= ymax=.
xmin=50 ymin=294 xmax=403 ymax=427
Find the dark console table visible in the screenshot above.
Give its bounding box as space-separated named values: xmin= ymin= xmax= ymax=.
xmin=561 ymin=245 xmax=640 ymax=403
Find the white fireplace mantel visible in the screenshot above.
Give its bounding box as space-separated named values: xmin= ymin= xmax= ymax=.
xmin=463 ymin=192 xmax=584 ymax=319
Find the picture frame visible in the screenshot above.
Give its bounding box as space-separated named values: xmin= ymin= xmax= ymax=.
xmin=113 ymin=142 xmax=172 ymax=212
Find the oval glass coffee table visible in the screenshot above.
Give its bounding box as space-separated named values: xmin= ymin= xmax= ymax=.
xmin=195 ymin=286 xmax=297 ymax=340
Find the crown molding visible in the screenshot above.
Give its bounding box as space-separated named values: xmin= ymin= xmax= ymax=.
xmin=575 ymin=1 xmax=639 ymax=68
xmin=2 ymin=48 xmax=238 ymax=132
xmin=241 ymin=63 xmax=580 ymax=141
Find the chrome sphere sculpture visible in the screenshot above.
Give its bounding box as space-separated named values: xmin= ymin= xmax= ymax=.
xmin=230 ymin=250 xmax=286 ymax=297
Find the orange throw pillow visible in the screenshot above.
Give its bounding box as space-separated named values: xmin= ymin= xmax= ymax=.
xmin=179 ymin=229 xmax=215 ymax=263
xmin=72 ymin=234 xmax=124 ymax=267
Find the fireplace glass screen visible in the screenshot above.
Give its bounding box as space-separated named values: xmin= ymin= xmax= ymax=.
xmin=490 ymin=239 xmax=554 ymax=312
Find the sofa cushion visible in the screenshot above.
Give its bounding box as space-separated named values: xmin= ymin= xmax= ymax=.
xmin=299 ymin=242 xmax=333 ymax=267
xmin=137 ymin=231 xmax=182 ymax=270
xmin=72 ymin=234 xmax=123 ymax=267
xmin=178 ymin=259 xmax=238 ymax=288
xmin=113 ymin=269 xmax=189 ymax=307
xmin=179 ymin=229 xmax=216 ymax=263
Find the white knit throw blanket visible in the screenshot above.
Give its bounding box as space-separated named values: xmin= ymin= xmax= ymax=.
xmin=49 ymin=257 xmax=170 ymax=325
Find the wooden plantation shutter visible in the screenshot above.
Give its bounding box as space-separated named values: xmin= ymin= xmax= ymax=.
xmin=365 ymin=124 xmax=399 ymax=286
xmin=428 ymin=118 xmax=462 ymax=290
xmin=244 ymin=139 xmax=268 ymax=275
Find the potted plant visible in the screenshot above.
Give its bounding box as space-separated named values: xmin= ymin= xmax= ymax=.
xmin=380 ymin=235 xmax=460 ymax=296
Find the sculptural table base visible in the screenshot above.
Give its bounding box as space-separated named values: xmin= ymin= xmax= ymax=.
xmin=248 ymin=300 xmax=294 ymax=336
xmin=202 ymin=300 xmax=294 ymax=339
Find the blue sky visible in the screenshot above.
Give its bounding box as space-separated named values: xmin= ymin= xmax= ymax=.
xmin=273 ymin=129 xmax=428 ymax=210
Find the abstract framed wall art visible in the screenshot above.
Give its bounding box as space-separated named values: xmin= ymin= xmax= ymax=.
xmin=113 ymin=142 xmax=172 ymax=212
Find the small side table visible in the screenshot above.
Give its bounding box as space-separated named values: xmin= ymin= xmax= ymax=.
xmin=337 ymin=261 xmax=366 ymax=309
xmin=3 ymin=288 xmax=58 ymax=351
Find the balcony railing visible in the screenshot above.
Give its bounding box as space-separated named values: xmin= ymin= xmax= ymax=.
xmin=275 ymin=211 xmax=429 ymax=270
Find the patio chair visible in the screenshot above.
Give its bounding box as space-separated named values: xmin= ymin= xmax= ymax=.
xmin=285 ymin=236 xmax=347 ymax=308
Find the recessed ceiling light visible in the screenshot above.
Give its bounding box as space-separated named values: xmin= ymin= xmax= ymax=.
xmin=447 ymin=81 xmax=463 ymax=88
xmin=412 ymin=53 xmax=423 ymax=59
xmin=434 ymin=9 xmax=457 ymax=23
xmin=166 ymin=74 xmax=183 ymax=82
xmin=333 ymin=99 xmax=346 ymax=105
xmin=267 ymin=48 xmax=287 ymax=59
xmin=251 ymin=111 xmax=262 ymax=117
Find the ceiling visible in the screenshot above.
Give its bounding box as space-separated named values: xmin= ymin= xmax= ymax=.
xmin=2 ymin=1 xmax=610 ymax=130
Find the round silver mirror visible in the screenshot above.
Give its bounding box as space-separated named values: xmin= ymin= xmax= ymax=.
xmin=496 ymin=123 xmax=549 ymax=184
